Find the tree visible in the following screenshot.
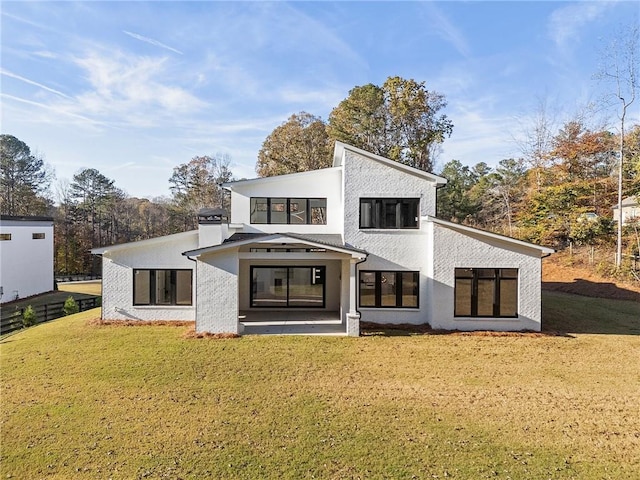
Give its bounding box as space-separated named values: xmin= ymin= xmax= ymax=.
xmin=470 ymin=158 xmax=527 ymax=236
xmin=256 ymin=112 xmax=332 ymax=177
xmin=0 ymin=134 xmax=53 ymax=215
xmin=514 ymin=97 xmax=558 ymax=191
xmin=169 ymin=155 xmax=233 ymax=229
xmin=437 ymin=160 xmax=481 ymax=223
xmin=328 ymin=76 xmax=453 ymax=172
xmin=597 ymin=23 xmax=639 ymax=267
xmin=69 ymin=168 xmax=121 ymax=272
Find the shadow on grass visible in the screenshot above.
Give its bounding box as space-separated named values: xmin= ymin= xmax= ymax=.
xmin=542 ymin=290 xmax=640 ymax=336
xmin=360 ymin=322 xmax=574 ymax=338
xmin=543 ymin=279 xmax=640 ymax=303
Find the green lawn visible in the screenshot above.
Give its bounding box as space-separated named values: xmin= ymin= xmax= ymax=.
xmin=1 ymin=293 xmax=639 ymax=479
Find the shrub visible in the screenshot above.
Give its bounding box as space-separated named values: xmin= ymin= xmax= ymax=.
xmin=22 ymin=306 xmax=36 ymax=328
xmin=63 ymin=296 xmax=79 ymax=316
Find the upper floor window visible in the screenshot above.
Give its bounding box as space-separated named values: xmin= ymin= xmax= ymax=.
xmin=360 ymin=198 xmax=419 ymax=229
xmin=454 ymin=268 xmax=518 ymax=318
xmin=250 ymin=198 xmax=326 ymax=225
xmin=32 ymin=233 xmax=45 ymax=239
xmin=0 ymin=234 xmax=11 ymax=241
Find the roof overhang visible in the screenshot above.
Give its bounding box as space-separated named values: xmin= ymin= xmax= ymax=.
xmin=425 ymin=216 xmax=555 ymax=257
xmin=91 ymin=230 xmax=198 ymax=255
xmin=332 ymin=141 xmax=448 ymax=186
xmin=221 ymin=167 xmax=343 ymax=191
xmin=183 ymin=232 xmax=367 ymax=260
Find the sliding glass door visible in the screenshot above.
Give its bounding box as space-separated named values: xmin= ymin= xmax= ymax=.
xmin=251 ymin=266 xmax=325 ymax=308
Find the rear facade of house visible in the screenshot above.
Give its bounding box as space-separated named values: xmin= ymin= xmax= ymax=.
xmin=93 ymin=143 xmax=552 ymax=335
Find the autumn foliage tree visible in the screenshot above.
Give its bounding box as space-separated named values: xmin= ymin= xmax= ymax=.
xmin=328 ymin=76 xmax=453 ymax=172
xmin=256 ymin=112 xmax=332 ymax=177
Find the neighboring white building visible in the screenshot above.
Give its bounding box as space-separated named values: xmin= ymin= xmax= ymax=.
xmin=0 ymin=215 xmax=54 ymax=303
xmin=612 ymin=196 xmax=639 ymax=225
xmin=92 ymin=143 xmax=553 ymax=335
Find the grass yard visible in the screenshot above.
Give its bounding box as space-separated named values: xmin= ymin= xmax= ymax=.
xmin=1 ymin=281 xmax=101 ymax=315
xmin=1 ymin=293 xmax=639 ymax=479
xmin=58 ymin=280 xmax=102 ymax=297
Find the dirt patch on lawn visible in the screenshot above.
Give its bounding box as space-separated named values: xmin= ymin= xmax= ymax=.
xmin=542 ymin=256 xmax=640 ymax=302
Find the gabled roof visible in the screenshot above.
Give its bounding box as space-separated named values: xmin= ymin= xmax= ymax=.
xmin=425 ymin=216 xmax=554 ymax=257
xmin=332 ymin=141 xmax=447 ymax=186
xmin=221 ymin=167 xmax=342 ymax=190
xmin=183 ymin=232 xmax=367 ymax=259
xmin=91 ymin=230 xmax=198 ymax=255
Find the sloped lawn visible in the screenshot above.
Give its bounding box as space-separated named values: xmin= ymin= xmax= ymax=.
xmin=1 ymin=299 xmax=639 ymax=479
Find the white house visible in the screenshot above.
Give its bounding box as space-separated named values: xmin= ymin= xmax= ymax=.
xmin=0 ymin=215 xmax=54 ymax=303
xmin=92 ymin=143 xmax=553 ymax=335
xmin=612 ymin=196 xmax=638 ymax=225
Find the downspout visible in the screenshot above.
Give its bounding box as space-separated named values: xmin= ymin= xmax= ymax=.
xmin=184 ymin=254 xmax=197 ymax=328
xmin=354 ymin=255 xmax=368 ymax=320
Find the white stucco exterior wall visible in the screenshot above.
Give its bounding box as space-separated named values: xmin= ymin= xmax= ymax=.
xmin=195 ymin=250 xmax=239 ymax=334
xmin=0 ymin=218 xmax=54 ymax=303
xmin=99 ymin=232 xmax=198 ymax=321
xmin=226 ymin=167 xmax=343 ymax=235
xmin=342 ymin=150 xmax=437 ymax=325
xmin=430 ymin=222 xmax=544 ymax=331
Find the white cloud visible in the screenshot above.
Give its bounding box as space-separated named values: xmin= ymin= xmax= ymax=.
xmin=548 ymin=2 xmax=614 ymax=50
xmin=123 ymin=31 xmax=183 ymax=55
xmin=423 ymin=3 xmax=471 ymax=58
xmin=1 ymin=69 xmax=69 ymax=98
xmin=69 ymin=50 xmax=206 ymax=125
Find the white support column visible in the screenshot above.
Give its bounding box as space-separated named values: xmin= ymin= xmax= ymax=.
xmin=346 ymin=257 xmax=360 ymax=337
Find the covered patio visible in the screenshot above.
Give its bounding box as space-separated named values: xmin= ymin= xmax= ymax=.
xmin=240 ymin=310 xmax=344 ymax=335
xmin=184 ymin=232 xmax=367 ymax=336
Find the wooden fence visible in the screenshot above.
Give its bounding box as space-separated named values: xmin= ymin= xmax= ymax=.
xmin=0 ymin=297 xmax=100 ymax=335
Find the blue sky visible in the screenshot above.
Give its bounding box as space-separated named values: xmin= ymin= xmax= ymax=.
xmin=1 ymin=1 xmax=638 ymax=199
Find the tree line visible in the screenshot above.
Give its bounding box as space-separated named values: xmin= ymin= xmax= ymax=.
xmin=2 ymin=64 xmax=638 ymax=277
xmin=1 ymin=134 xmax=232 ymax=274
xmin=1 ymin=75 xmax=455 ymax=276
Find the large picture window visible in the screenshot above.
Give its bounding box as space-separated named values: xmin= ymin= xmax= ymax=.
xmin=359 ymin=271 xmax=419 ymax=308
xmin=133 ymin=269 xmax=193 ymax=306
xmin=250 ymin=198 xmax=327 ymax=225
xmin=454 ymin=268 xmax=518 ymax=318
xmin=360 ymin=198 xmax=419 ymax=229
xmin=251 ymin=266 xmax=325 ymax=308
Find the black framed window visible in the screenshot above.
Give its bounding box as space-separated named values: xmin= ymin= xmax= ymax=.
xmin=251 ymin=266 xmax=325 ymax=308
xmin=360 ymin=198 xmax=419 ymax=229
xmin=0 ymin=233 xmax=11 ymax=241
xmin=359 ymin=271 xmax=419 ymax=308
xmin=250 ymin=198 xmax=327 ymax=224
xmin=32 ymin=233 xmax=46 ymax=239
xmin=133 ymin=269 xmax=193 ymax=306
xmin=454 ymin=268 xmax=518 ymax=318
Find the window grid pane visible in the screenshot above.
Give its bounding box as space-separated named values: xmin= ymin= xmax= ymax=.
xmin=454 ymin=268 xmax=518 ymax=318
xmin=359 ymin=198 xmax=419 ymax=229
xmin=134 ymin=270 xmax=151 ymax=305
xmin=401 ymin=272 xmax=418 ymax=307
xmin=359 ymin=271 xmax=419 ymax=308
xmin=251 ymin=197 xmax=326 ymax=225
xmin=380 ymin=272 xmax=397 ymax=306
